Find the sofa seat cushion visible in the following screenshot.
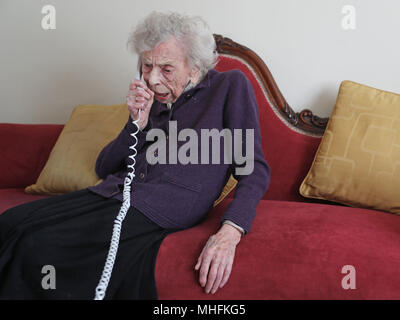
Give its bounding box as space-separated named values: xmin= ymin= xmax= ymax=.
xmin=155 ymin=198 xmax=400 ymax=299
xmin=0 ymin=189 xmax=51 ymax=214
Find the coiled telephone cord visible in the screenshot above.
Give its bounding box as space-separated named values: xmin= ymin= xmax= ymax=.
xmin=94 ymin=109 xmax=141 ymax=300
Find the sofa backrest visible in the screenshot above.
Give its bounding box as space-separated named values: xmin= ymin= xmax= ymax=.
xmin=214 ymin=35 xmax=327 ymax=202
xmin=0 ymin=123 xmax=63 ymax=189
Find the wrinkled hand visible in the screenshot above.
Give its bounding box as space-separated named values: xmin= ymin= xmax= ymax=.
xmin=126 ymin=79 xmax=154 ymax=131
xmin=195 ymin=224 xmax=242 ymax=294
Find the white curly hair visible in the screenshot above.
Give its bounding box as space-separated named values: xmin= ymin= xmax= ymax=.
xmin=127 ymin=11 xmax=218 ymax=79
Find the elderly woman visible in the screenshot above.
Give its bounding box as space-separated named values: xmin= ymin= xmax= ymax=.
xmin=0 ymin=12 xmax=270 ymax=299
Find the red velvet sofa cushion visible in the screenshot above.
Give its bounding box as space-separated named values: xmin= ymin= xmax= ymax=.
xmin=0 ymin=124 xmax=63 ymax=189
xmin=0 ymin=189 xmax=50 ymax=213
xmin=156 ymin=197 xmax=400 ymax=300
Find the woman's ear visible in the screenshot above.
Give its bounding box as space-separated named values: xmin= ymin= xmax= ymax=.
xmin=190 ymin=67 xmax=201 ymax=85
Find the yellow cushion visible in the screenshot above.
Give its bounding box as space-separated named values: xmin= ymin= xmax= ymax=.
xmin=26 ymin=103 xmax=236 ymax=206
xmin=25 ymin=104 xmax=129 ymax=195
xmin=213 ymin=175 xmax=237 ymax=207
xmin=300 ymin=80 xmax=400 ymax=214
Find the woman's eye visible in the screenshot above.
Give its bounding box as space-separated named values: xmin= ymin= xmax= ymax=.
xmin=163 ymin=68 xmax=172 ymax=74
xmin=142 ymin=64 xmax=152 ymax=70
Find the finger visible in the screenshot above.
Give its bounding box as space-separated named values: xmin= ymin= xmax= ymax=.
xmin=126 ymin=92 xmax=145 ymax=103
xmin=127 ymin=88 xmax=151 ymax=101
xmin=135 ymin=88 xmax=151 ymax=100
xmin=219 ymin=258 xmax=233 ymax=288
xmin=198 ymin=252 xmax=213 ymax=288
xmin=205 ymin=258 xmax=221 ymax=294
xmin=128 ymin=104 xmax=141 ymax=115
xmin=132 ymin=96 xmax=147 ymax=104
xmin=129 ymin=79 xmax=147 ymax=90
xmin=126 ymin=96 xmax=146 ymax=108
xmin=134 ymin=80 xmax=155 ymax=99
xmin=129 ymin=80 xmax=140 ymax=90
xmin=144 ymin=86 xmax=154 ymax=98
xmin=210 ymin=258 xmax=227 ymax=294
xmin=195 ymin=250 xmax=204 ymax=270
xmin=127 ymin=102 xmax=146 ymax=116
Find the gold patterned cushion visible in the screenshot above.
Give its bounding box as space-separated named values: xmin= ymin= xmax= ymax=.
xmin=300 ymin=80 xmax=400 ymax=214
xmin=25 ymin=103 xmax=236 ymax=206
xmin=25 ymin=104 xmax=129 ymax=195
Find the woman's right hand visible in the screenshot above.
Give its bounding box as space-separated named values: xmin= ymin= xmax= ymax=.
xmin=126 ymin=79 xmax=154 ymax=131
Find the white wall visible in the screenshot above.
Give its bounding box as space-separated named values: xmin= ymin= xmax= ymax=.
xmin=1 ymin=0 xmax=399 ymax=124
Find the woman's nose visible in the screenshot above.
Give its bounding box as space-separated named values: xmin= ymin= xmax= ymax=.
xmin=148 ymin=68 xmax=161 ymax=87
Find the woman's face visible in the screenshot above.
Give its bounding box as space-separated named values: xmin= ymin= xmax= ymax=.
xmin=141 ymin=37 xmax=199 ymax=104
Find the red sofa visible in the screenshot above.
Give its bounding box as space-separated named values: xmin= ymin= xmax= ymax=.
xmin=1 ymin=35 xmax=400 ymax=300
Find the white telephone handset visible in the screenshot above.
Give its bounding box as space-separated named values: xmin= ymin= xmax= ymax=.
xmin=94 ymin=73 xmax=143 ymax=300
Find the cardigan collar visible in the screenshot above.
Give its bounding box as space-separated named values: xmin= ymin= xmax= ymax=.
xmin=152 ymin=69 xmax=214 ymax=116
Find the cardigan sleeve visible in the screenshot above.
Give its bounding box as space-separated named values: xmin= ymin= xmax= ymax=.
xmin=220 ymin=70 xmax=271 ymax=234
xmin=95 ymin=116 xmax=153 ymax=179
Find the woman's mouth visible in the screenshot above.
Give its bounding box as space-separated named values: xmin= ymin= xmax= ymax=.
xmin=154 ymin=92 xmax=169 ymax=101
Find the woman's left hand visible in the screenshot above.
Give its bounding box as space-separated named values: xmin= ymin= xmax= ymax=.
xmin=195 ymin=224 xmax=242 ymax=294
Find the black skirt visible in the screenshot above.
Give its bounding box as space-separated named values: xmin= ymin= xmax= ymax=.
xmin=0 ymin=189 xmax=178 ymax=300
